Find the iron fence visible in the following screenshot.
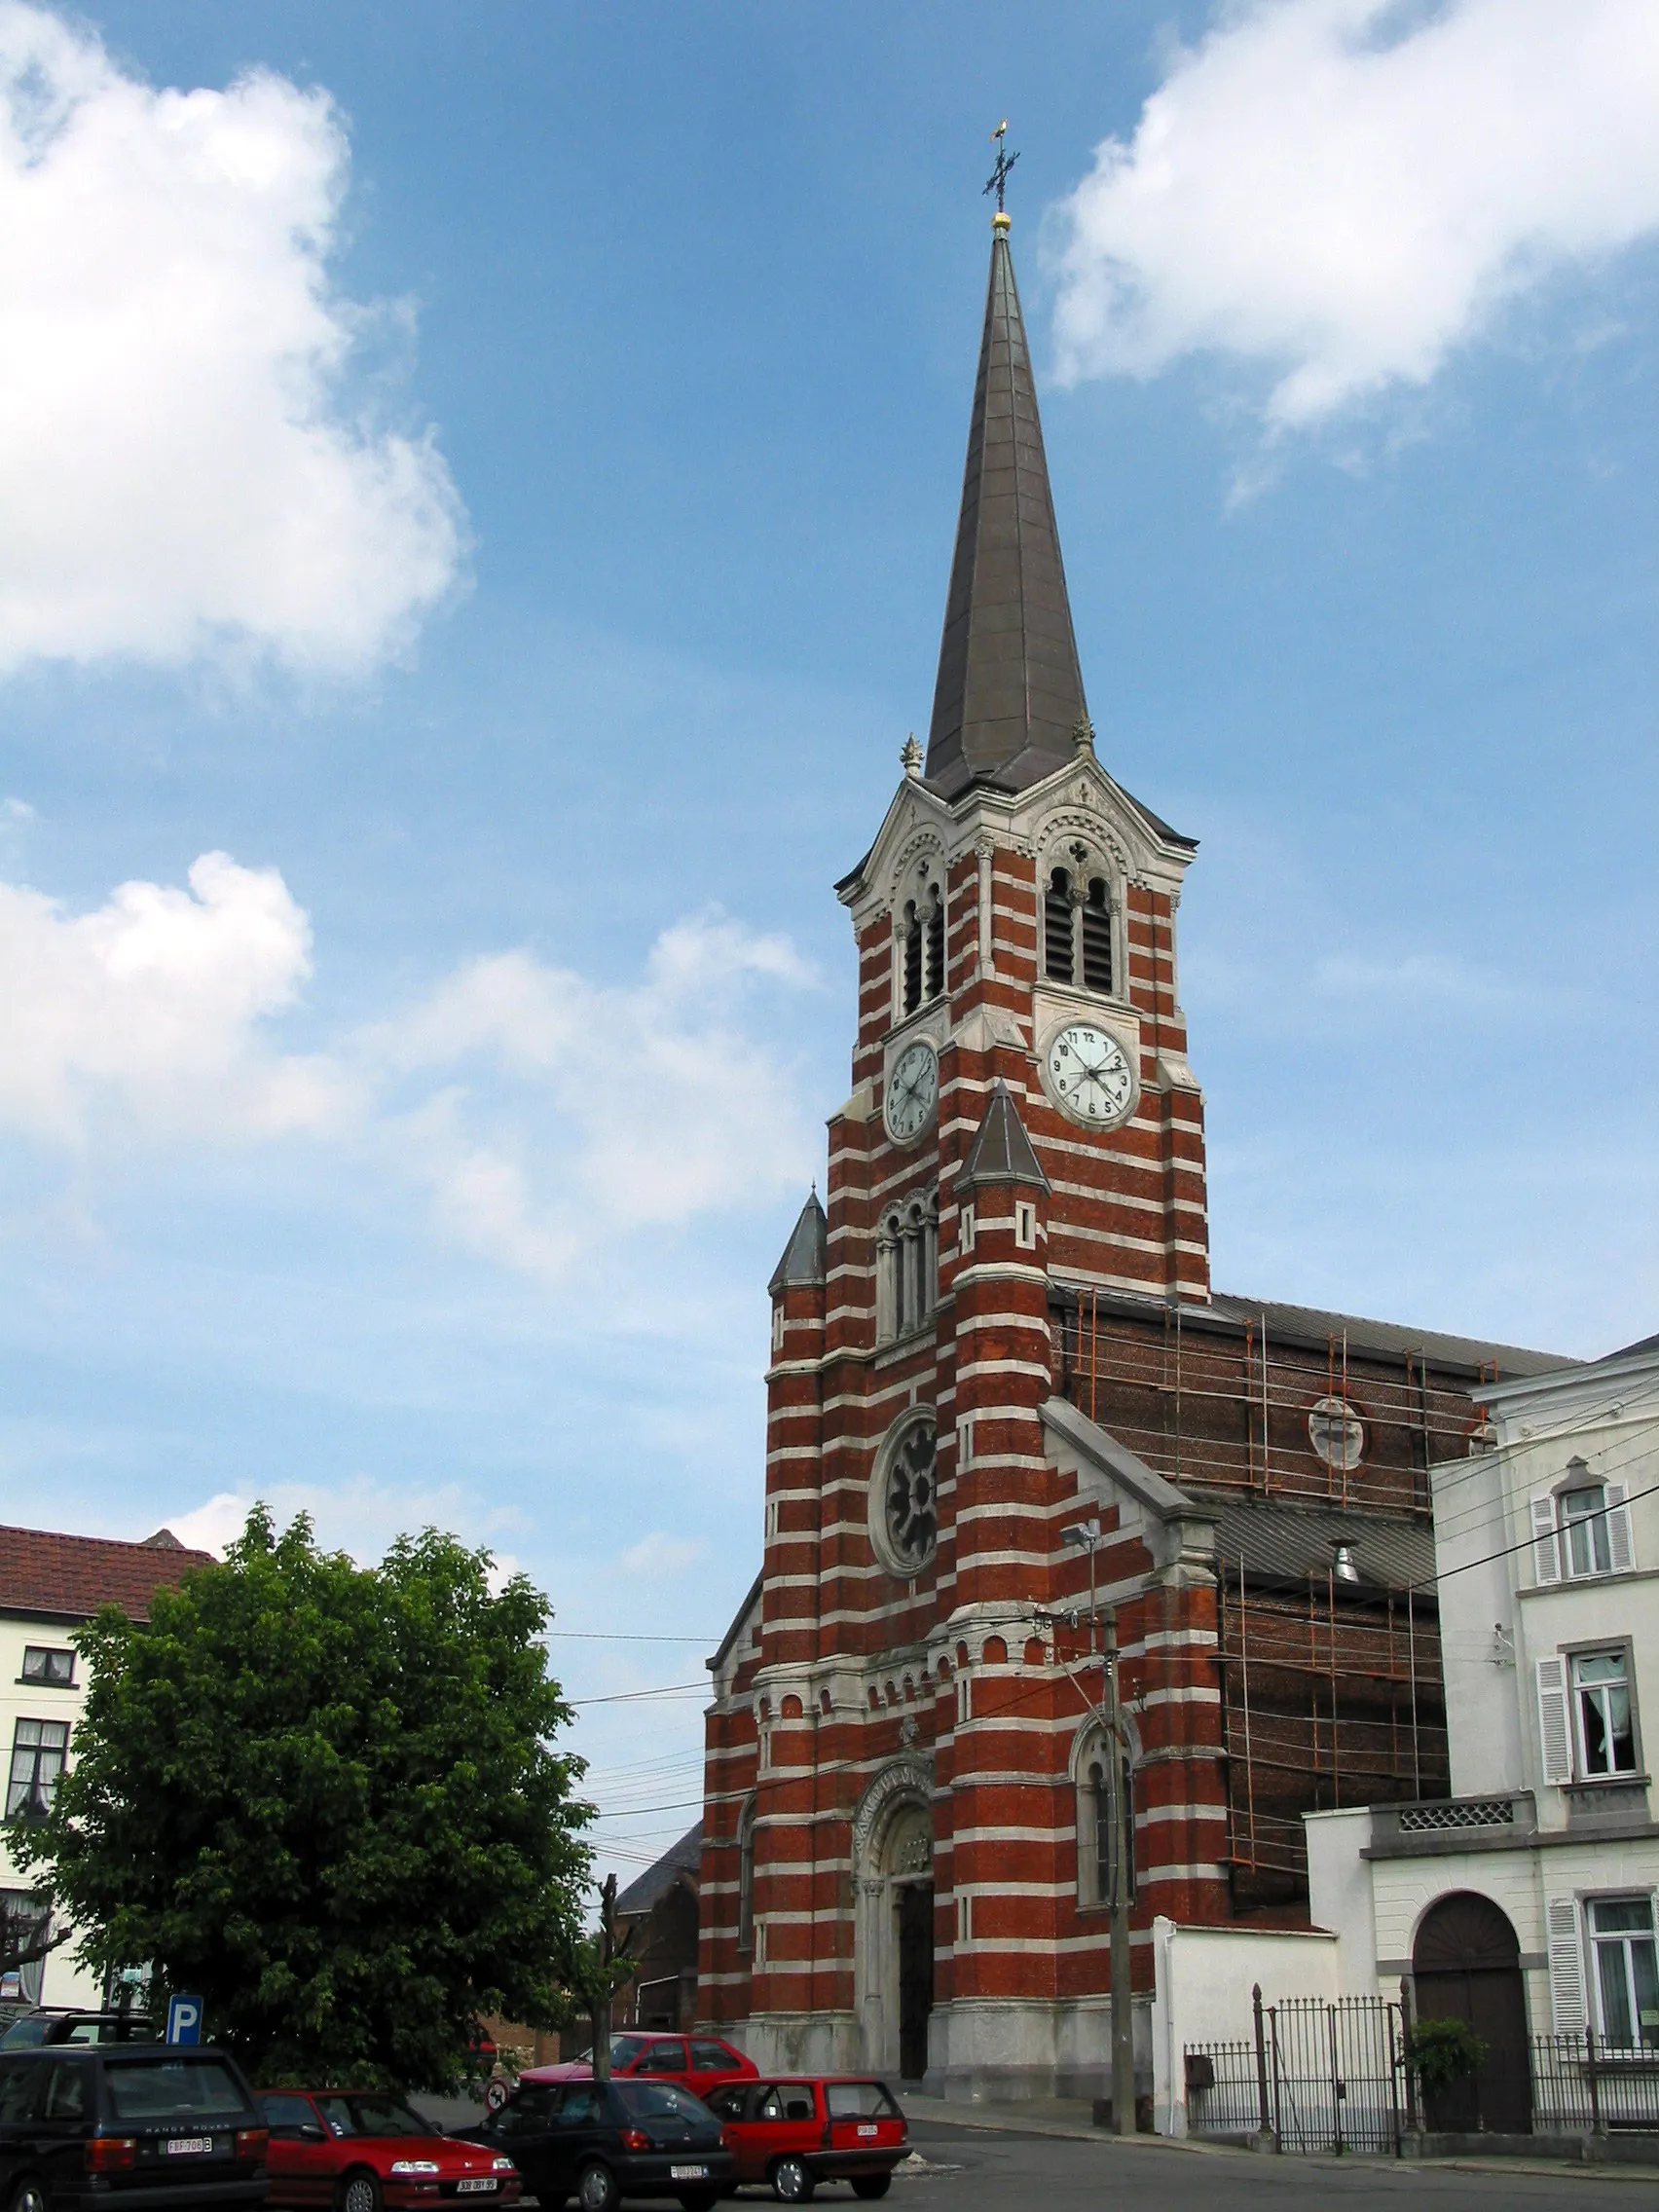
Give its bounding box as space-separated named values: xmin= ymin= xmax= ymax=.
xmin=1532 ymin=2034 xmax=1659 ymax=2134
xmin=1184 ymin=1996 xmax=1659 ymax=2151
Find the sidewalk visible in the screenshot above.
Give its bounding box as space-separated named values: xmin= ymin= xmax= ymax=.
xmin=902 ymin=2093 xmax=1659 ymax=2181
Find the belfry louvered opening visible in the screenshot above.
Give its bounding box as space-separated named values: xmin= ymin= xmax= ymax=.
xmin=1044 ymin=867 xmax=1075 ymax=983
xmin=1082 ymin=877 xmax=1113 ymax=992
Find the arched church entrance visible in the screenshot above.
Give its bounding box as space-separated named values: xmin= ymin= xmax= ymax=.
xmin=1412 ymin=1891 xmax=1530 ymax=2134
xmin=852 ymin=1760 xmax=934 ymax=2081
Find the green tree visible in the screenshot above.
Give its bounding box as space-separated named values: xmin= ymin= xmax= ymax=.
xmin=10 ymin=1507 xmax=593 ymax=2088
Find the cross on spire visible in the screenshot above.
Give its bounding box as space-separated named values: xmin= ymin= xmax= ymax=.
xmin=984 ymin=120 xmax=1019 ymax=213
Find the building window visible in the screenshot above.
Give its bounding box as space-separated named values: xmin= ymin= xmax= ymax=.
xmin=1588 ymin=1899 xmax=1659 ymax=2050
xmin=19 ymin=1649 xmax=73 ymax=1687
xmin=1078 ymin=1737 xmax=1134 ymax=1909
xmin=959 ymin=1204 xmax=975 ymax=1255
xmin=7 ymin=1720 xmax=68 ymax=1820
xmin=898 ymin=865 xmax=946 ymax=1019
xmin=1574 ymin=1649 xmax=1638 ymax=1778
xmin=1014 ymin=1199 xmax=1037 ymax=1250
xmin=926 ymin=896 xmax=945 ymax=1001
xmin=0 ymin=1893 xmax=49 ymax=2007
xmin=737 ymin=1799 xmax=756 ymax=1955
xmin=1045 ymin=868 xmax=1076 ymax=984
xmin=1532 ymin=1470 xmax=1635 ymax=1585
xmin=875 ymin=1193 xmax=938 ymax=1346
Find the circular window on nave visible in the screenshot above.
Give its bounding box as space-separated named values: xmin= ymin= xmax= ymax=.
xmin=871 ymin=1411 xmax=938 ymax=1577
xmin=1309 ymin=1394 xmax=1365 ymax=1471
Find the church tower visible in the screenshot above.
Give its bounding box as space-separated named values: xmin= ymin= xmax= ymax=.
xmin=699 ymin=194 xmax=1530 ymax=2104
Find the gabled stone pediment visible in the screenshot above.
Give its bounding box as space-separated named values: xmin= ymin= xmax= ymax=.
xmin=1042 ymin=1395 xmax=1218 ymax=1579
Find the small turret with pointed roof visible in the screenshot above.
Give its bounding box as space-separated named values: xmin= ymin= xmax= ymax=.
xmin=959 ymin=1080 xmax=1051 ymax=1194
xmin=768 ymin=1188 xmax=829 ymax=1296
xmin=925 ymin=200 xmax=1089 ymax=800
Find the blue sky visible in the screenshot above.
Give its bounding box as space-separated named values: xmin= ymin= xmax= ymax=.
xmin=0 ymin=0 xmax=1654 ymax=1880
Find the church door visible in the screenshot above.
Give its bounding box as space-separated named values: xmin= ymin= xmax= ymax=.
xmin=898 ymin=1884 xmax=934 ymax=2082
xmin=1413 ymin=1892 xmax=1530 ymax=2133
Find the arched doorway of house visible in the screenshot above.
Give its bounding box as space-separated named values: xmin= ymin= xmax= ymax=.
xmin=1412 ymin=1891 xmax=1530 ymax=2134
xmin=852 ymin=1762 xmax=933 ymax=2081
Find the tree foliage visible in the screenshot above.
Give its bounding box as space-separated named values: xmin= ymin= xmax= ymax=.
xmin=10 ymin=1507 xmax=593 ymax=2088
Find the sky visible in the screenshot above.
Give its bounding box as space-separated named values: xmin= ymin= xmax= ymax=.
xmin=0 ymin=0 xmax=1654 ymax=1888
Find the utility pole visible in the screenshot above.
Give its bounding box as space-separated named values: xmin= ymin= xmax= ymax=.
xmin=1063 ymin=1519 xmax=1135 ymax=2136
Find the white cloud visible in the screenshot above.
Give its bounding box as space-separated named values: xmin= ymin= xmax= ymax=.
xmin=0 ymin=850 xmax=354 ymax=1141
xmin=379 ymin=909 xmax=820 ymax=1269
xmin=0 ymin=851 xmax=819 ymax=1279
xmin=1050 ymin=0 xmax=1659 ymax=430
xmin=0 ymin=2 xmax=464 ymax=674
xmin=618 ymin=1531 xmax=711 ymax=1580
xmin=167 ymin=1478 xmax=519 ymax=1570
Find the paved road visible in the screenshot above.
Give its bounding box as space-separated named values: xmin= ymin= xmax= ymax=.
xmin=862 ymin=2120 xmax=1659 ymax=2212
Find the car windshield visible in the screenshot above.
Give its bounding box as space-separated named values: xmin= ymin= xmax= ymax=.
xmin=826 ymin=2082 xmax=901 ymax=2119
xmin=105 ymin=2059 xmax=249 ymax=2120
xmin=612 ymin=2082 xmax=709 ymax=2122
xmin=314 ymin=2096 xmax=430 ymax=2138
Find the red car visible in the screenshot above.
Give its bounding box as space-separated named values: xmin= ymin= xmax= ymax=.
xmin=525 ymin=2032 xmax=756 ymax=2104
xmin=702 ymin=2078 xmax=907 ymax=2202
xmin=259 ymin=2088 xmax=522 ymax=2212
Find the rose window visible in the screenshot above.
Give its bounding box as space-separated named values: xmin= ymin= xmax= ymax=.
xmin=882 ymin=1418 xmax=938 ymax=1572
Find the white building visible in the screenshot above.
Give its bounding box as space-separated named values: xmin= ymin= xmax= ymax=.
xmin=1305 ymin=1329 xmax=1659 ymax=2130
xmin=0 ymin=1523 xmax=212 ymax=2013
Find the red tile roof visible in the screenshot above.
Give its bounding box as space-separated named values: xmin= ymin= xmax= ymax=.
xmin=0 ymin=1525 xmax=215 ymax=1623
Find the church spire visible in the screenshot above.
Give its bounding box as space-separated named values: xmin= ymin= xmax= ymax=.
xmin=924 ymin=206 xmax=1090 ymax=799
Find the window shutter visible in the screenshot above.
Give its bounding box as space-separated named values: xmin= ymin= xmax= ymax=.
xmin=1536 ymin=1655 xmax=1573 ymax=1785
xmin=1604 ymin=1482 xmax=1635 ymax=1573
xmin=1546 ymin=1897 xmax=1587 ymax=2033
xmin=1530 ymin=1494 xmax=1561 ymax=1585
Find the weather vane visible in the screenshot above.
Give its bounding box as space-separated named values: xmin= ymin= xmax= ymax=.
xmin=984 ymin=120 xmax=1019 ymax=213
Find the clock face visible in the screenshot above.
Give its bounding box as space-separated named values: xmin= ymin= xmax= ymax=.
xmin=884 ymin=1041 xmax=939 ymax=1143
xmin=1046 ymin=1023 xmax=1136 ymax=1126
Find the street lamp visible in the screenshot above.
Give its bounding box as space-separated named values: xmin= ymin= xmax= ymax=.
xmin=1062 ymin=1516 xmax=1134 ymax=2137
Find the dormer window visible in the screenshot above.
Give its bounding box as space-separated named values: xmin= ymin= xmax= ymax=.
xmin=1044 ymin=864 xmax=1114 ymax=994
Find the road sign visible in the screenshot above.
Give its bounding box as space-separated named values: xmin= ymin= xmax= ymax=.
xmin=166 ymin=1995 xmax=203 ymax=2046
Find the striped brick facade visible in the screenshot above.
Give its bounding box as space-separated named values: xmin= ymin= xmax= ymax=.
xmin=695 ymin=213 xmax=1545 ymax=2099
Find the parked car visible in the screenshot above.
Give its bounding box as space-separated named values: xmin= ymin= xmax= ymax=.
xmin=258 ymin=2089 xmax=520 ymax=2212
xmin=702 ymin=2078 xmax=907 ymax=2202
xmin=0 ymin=2015 xmax=158 ymax=2051
xmin=524 ymin=2035 xmax=755 ymax=2105
xmin=0 ymin=2043 xmax=269 ymax=2212
xmin=457 ymin=2076 xmax=731 ymax=2212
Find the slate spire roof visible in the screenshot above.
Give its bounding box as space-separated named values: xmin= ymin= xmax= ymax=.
xmin=959 ymin=1081 xmax=1051 ymax=1193
xmin=768 ymin=1189 xmax=829 ymax=1295
xmin=925 ymin=216 xmax=1090 ymax=800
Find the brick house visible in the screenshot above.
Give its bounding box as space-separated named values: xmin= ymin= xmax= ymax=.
xmin=696 ymin=208 xmax=1567 ymax=2100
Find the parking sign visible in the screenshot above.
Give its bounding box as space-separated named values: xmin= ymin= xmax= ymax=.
xmin=166 ymin=1995 xmax=203 ymax=2046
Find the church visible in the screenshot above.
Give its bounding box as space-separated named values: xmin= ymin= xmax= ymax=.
xmin=696 ymin=202 xmax=1566 ymax=2102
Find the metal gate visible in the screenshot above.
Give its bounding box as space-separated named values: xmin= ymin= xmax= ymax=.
xmin=1185 ymin=1988 xmax=1407 ymax=2154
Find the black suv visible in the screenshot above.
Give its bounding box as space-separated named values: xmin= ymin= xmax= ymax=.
xmin=0 ymin=2045 xmax=269 ymax=2212
xmin=0 ymin=2019 xmax=158 ymax=2054
xmin=462 ymin=2078 xmax=731 ymax=2212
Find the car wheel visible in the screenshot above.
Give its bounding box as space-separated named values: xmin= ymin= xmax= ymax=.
xmin=573 ymin=2161 xmax=619 ymax=2212
xmin=852 ymin=2180 xmax=892 ymax=2201
xmin=11 ymin=2178 xmax=48 ymax=2212
xmin=340 ymin=2168 xmax=384 ymax=2212
xmin=770 ymin=2156 xmax=814 ymax=2203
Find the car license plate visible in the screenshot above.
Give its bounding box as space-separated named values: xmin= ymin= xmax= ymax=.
xmin=166 ymin=2138 xmax=214 ymax=2157
xmin=858 ymin=2124 xmax=878 ymax=2137
xmin=457 ymin=2184 xmax=497 ymax=2194
xmin=669 ymin=2167 xmax=708 ymax=2182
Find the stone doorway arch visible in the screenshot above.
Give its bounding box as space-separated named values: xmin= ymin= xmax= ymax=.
xmin=1412 ymin=1890 xmax=1530 ymax=2134
xmin=852 ymin=1757 xmax=933 ymax=2079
